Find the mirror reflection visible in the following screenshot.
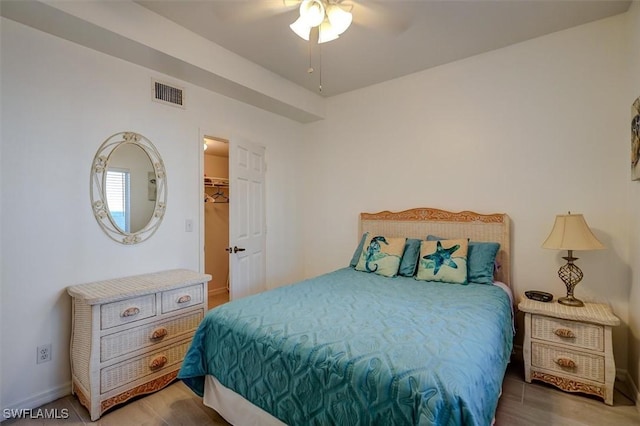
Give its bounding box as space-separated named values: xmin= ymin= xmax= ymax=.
xmin=106 ymin=144 xmax=155 ymax=234
xmin=90 ymin=132 xmax=166 ymax=244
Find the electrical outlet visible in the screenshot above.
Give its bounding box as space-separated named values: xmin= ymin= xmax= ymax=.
xmin=37 ymin=344 xmax=52 ymax=364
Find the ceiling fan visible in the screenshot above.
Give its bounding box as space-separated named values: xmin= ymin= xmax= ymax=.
xmin=211 ymin=0 xmax=409 ymax=93
xmin=217 ymin=0 xmax=409 ymax=42
xmin=288 ymin=0 xmax=353 ymax=43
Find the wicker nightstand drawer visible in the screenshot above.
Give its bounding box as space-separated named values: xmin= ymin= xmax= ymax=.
xmin=531 ymin=342 xmax=605 ymax=383
xmin=531 ymin=314 xmax=604 ymax=352
xmin=100 ymin=339 xmax=192 ymax=393
xmin=100 ymin=294 xmax=157 ymax=330
xmin=161 ymin=283 xmax=203 ymax=314
xmin=100 ymin=310 xmax=204 ymax=362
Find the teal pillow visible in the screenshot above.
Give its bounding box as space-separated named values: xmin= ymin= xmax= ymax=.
xmin=426 ymin=235 xmax=500 ymax=285
xmin=398 ymin=238 xmax=421 ymax=277
xmin=350 ymin=233 xmax=368 ymax=267
xmin=467 ymin=242 xmax=500 ymax=285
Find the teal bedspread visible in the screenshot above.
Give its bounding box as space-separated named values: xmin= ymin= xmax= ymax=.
xmin=179 ymin=268 xmax=513 ymax=425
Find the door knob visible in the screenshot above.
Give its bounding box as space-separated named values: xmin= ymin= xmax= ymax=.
xmin=225 ymin=247 xmax=232 ymax=253
xmin=233 ymin=246 xmax=246 ymax=253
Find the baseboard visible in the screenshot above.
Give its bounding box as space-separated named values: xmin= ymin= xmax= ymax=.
xmin=623 ymin=370 xmax=640 ymax=413
xmin=208 ymin=287 xmax=228 ymax=296
xmin=2 ymin=381 xmax=71 ymax=414
xmin=615 ymin=368 xmax=640 ymax=413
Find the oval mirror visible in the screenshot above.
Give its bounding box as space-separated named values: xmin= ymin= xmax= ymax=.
xmin=90 ymin=132 xmax=167 ymax=244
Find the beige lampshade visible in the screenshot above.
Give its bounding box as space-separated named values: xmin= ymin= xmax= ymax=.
xmin=542 ymin=214 xmax=605 ymax=251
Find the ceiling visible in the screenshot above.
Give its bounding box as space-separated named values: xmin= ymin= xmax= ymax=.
xmin=204 ymin=137 xmax=229 ymax=157
xmin=136 ymin=0 xmax=631 ymax=97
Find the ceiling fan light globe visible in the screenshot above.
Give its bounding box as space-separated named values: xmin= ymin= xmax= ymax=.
xmin=326 ymin=5 xmax=352 ymax=35
xmin=299 ymin=0 xmax=325 ymax=27
xmin=290 ymin=16 xmax=311 ymax=40
xmin=318 ymin=20 xmax=340 ymax=43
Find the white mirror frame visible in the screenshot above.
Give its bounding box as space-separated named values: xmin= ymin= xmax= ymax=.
xmin=90 ymin=131 xmax=167 ymax=244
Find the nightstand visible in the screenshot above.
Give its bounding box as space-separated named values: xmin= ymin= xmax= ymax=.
xmin=518 ymin=297 xmax=620 ymax=405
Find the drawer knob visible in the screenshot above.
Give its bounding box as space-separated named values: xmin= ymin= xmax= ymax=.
xmin=121 ymin=307 xmax=140 ymax=318
xmin=149 ymin=355 xmax=167 ymax=370
xmin=555 ymin=357 xmax=577 ymax=369
xmin=150 ymin=328 xmax=168 ymax=340
xmin=554 ymin=328 xmax=575 ymax=338
xmin=177 ymin=295 xmax=192 ymax=304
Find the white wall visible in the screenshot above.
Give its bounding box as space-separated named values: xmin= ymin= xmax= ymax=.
xmin=0 ymin=17 xmax=306 ymax=410
xmin=303 ymin=14 xmax=631 ymax=370
xmin=626 ymin=0 xmax=640 ymax=400
xmin=0 ymin=15 xmax=4 ymax=413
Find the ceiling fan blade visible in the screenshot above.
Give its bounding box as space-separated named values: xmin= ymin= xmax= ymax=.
xmin=350 ymin=1 xmax=411 ymax=35
xmin=214 ymin=0 xmax=300 ymax=24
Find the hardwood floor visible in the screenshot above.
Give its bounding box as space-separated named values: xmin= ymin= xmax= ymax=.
xmin=1 ymin=380 xmax=231 ymax=426
xmin=207 ymin=291 xmax=230 ymax=310
xmin=3 ymin=359 xmax=638 ymax=425
xmin=495 ymin=360 xmax=639 ymax=425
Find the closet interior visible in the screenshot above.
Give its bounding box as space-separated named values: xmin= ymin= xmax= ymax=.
xmin=203 ymin=137 xmax=230 ymax=306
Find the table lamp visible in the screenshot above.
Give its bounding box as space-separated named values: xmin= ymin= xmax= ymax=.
xmin=542 ymin=213 xmax=605 ymax=307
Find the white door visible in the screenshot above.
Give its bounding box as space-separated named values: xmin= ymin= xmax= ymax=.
xmin=228 ymin=138 xmax=266 ymax=300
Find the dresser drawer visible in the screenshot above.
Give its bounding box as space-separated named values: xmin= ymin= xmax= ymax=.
xmin=531 ymin=342 xmax=605 ymax=383
xmin=531 ymin=314 xmax=604 ymax=352
xmin=161 ymin=284 xmax=203 ymax=314
xmin=100 ymin=310 xmax=203 ymax=362
xmin=100 ymin=339 xmax=191 ymax=393
xmin=100 ymin=294 xmax=157 ymax=330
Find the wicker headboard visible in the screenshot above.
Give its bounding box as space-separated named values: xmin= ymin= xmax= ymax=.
xmin=359 ymin=208 xmax=511 ymax=289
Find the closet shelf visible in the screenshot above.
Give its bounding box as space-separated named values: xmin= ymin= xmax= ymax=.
xmin=204 ymin=176 xmax=229 ymax=188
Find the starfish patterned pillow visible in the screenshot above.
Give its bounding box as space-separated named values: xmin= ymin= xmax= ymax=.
xmin=416 ymin=239 xmax=469 ymax=284
xmin=355 ymin=235 xmax=407 ymax=277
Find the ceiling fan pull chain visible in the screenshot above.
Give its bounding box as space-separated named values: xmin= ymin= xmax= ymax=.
xmin=307 ymin=39 xmax=314 ymax=74
xmin=319 ymin=44 xmax=322 ymax=93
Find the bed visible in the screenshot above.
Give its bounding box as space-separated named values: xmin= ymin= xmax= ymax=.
xmin=179 ymin=208 xmax=514 ymax=425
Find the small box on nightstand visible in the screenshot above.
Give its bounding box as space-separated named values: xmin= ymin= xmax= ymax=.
xmin=518 ymin=297 xmax=620 ymax=405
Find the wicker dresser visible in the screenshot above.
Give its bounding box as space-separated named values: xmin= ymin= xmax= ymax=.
xmin=67 ymin=269 xmax=210 ymax=420
xmin=519 ymin=298 xmax=620 ymax=405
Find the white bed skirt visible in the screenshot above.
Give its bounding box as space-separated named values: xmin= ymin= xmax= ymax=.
xmin=203 ymin=375 xmax=286 ymax=426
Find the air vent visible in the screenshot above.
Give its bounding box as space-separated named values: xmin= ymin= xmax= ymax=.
xmin=152 ymin=79 xmax=185 ymax=108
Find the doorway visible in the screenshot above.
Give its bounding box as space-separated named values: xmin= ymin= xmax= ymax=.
xmin=203 ymin=136 xmax=230 ymax=309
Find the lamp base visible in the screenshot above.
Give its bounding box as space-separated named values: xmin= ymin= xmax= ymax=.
xmin=558 ymin=295 xmax=584 ymax=307
xmin=556 ymin=251 xmax=585 ymax=307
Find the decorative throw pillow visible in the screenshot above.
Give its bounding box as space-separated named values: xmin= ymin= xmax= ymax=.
xmin=426 ymin=235 xmax=500 ymax=285
xmin=416 ymin=239 xmax=469 ymax=284
xmin=467 ymin=242 xmax=500 ymax=285
xmin=398 ymin=238 xmax=422 ymax=277
xmin=355 ymin=235 xmax=406 ymax=277
xmin=349 ymin=232 xmax=368 ymax=267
